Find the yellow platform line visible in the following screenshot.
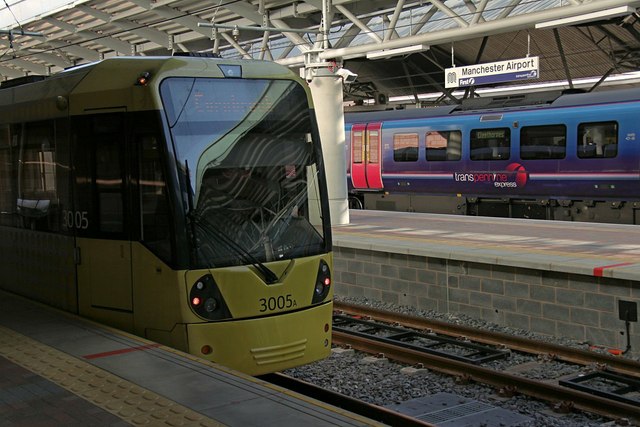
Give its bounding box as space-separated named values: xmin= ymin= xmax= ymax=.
xmin=0 ymin=325 xmax=225 ymax=427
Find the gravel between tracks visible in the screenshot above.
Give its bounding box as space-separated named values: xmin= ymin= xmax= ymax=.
xmin=285 ymin=296 xmax=638 ymax=427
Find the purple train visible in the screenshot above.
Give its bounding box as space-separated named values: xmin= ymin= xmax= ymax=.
xmin=345 ymin=88 xmax=640 ymax=224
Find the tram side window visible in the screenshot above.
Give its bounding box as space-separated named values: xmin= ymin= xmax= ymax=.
xmin=73 ymin=114 xmax=126 ymax=237
xmin=0 ymin=124 xmax=16 ymax=227
xmin=577 ymin=122 xmax=618 ymax=158
xmin=139 ymin=135 xmax=172 ymax=263
xmin=94 ymin=116 xmax=125 ymax=233
xmin=520 ymin=125 xmax=566 ymax=160
xmin=393 ymin=133 xmax=418 ymax=162
xmin=426 ymin=130 xmax=462 ymax=161
xmin=470 ymin=128 xmax=510 ymax=160
xmin=17 ymin=122 xmax=57 ymax=231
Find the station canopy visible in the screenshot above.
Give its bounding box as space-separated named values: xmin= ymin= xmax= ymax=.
xmin=2 ymin=0 xmax=640 ymax=106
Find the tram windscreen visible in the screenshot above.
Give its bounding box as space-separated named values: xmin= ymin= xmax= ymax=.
xmin=160 ymin=77 xmax=327 ymax=268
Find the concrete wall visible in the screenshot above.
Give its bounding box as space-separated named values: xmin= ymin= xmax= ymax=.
xmin=333 ymin=246 xmax=640 ymax=355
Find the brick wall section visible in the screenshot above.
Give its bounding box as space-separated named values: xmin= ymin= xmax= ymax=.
xmin=334 ymin=246 xmax=640 ymax=355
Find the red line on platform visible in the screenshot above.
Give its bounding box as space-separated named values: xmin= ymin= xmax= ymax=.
xmin=83 ymin=343 xmax=161 ymax=360
xmin=593 ymin=262 xmax=635 ymax=277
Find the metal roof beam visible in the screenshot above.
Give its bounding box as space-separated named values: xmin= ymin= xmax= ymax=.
xmin=267 ymin=19 xmax=313 ymax=52
xmin=383 ymin=0 xmax=405 ymax=42
xmin=498 ymin=0 xmax=524 ymax=20
xmin=42 ymin=17 xmax=132 ymax=55
xmin=76 ymin=4 xmax=171 ymax=48
xmin=219 ymin=31 xmax=252 ymax=59
xmin=126 ymin=0 xmax=211 ymax=37
xmin=409 ymin=5 xmax=439 ymax=36
xmin=332 ymin=18 xmax=367 ymax=49
xmin=46 ymin=41 xmax=101 ymax=62
xmin=429 ymin=0 xmax=469 ymax=28
xmin=278 ymin=0 xmax=640 ymax=65
xmin=334 ymin=4 xmax=382 ymax=43
xmin=222 ymin=1 xmax=264 ymax=25
xmin=0 ymin=65 xmax=24 ymax=78
xmin=470 ymin=0 xmax=489 ymax=26
xmin=4 ymin=57 xmax=49 ymax=75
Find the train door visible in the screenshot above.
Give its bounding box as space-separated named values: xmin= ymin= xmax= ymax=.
xmin=349 ymin=122 xmax=383 ymax=189
xmin=72 ymin=112 xmax=133 ymax=331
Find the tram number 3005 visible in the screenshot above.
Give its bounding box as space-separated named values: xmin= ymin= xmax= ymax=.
xmin=259 ymin=294 xmax=297 ymax=312
xmin=63 ymin=210 xmax=89 ymax=230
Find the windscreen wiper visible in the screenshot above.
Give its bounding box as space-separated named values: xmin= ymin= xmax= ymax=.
xmin=191 ymin=213 xmax=280 ymax=284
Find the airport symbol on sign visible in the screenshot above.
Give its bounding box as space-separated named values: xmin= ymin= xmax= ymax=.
xmin=445 ymin=57 xmax=539 ymax=89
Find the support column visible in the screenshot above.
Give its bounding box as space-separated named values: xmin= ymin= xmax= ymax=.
xmin=306 ymin=59 xmax=349 ymax=225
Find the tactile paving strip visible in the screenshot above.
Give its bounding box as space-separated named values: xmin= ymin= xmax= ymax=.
xmin=0 ymin=325 xmax=225 ymax=426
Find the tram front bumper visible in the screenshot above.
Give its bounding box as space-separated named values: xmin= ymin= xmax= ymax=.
xmin=186 ymin=301 xmax=333 ymax=375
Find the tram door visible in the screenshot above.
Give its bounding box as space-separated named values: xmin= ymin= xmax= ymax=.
xmin=350 ymin=122 xmax=383 ymax=189
xmin=73 ymin=112 xmax=133 ymax=331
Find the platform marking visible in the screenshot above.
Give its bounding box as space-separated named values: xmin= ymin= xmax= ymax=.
xmin=83 ymin=343 xmax=161 ymax=360
xmin=593 ymin=262 xmax=635 ymax=277
xmin=0 ymin=326 xmax=225 ymax=427
xmin=398 ymin=229 xmax=447 ymax=235
xmin=341 ymin=224 xmax=380 ymax=230
xmin=607 ymin=244 xmax=640 ymax=250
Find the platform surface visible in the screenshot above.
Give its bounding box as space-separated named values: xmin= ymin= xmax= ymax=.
xmin=0 ymin=291 xmax=379 ymax=427
xmin=334 ymin=210 xmax=640 ymax=280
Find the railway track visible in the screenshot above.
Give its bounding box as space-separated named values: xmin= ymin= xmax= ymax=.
xmin=335 ymin=301 xmax=640 ymax=376
xmin=333 ymin=301 xmax=640 ymax=424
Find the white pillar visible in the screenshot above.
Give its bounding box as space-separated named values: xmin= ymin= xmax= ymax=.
xmin=308 ymin=68 xmax=349 ymax=225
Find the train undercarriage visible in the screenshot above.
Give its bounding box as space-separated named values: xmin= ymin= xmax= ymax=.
xmin=353 ymin=192 xmax=640 ymax=224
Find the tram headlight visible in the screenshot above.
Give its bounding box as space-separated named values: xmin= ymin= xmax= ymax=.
xmin=312 ymin=260 xmax=331 ymax=304
xmin=189 ymin=274 xmax=232 ymax=321
xmin=204 ymin=298 xmax=218 ymax=313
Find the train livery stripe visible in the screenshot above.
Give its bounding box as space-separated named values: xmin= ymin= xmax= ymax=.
xmin=593 ymin=262 xmax=635 ymax=277
xmin=529 ymin=173 xmax=639 ymax=180
xmin=380 ymin=173 xmax=639 ymax=180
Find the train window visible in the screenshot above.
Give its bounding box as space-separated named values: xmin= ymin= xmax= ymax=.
xmin=94 ymin=117 xmax=124 ymax=233
xmin=520 ymin=125 xmax=566 ymax=160
xmin=73 ymin=114 xmax=127 ymax=237
xmin=368 ymin=130 xmax=380 ymax=163
xmin=470 ymin=128 xmax=510 ymax=161
xmin=352 ymin=131 xmax=363 ymax=163
xmin=577 ymin=122 xmax=618 ymax=158
xmin=0 ymin=124 xmax=16 ymax=227
xmin=393 ymin=133 xmax=418 ymax=162
xmin=139 ymin=135 xmax=171 ymax=263
xmin=17 ymin=121 xmax=57 ymax=230
xmin=426 ymin=130 xmax=461 ymax=161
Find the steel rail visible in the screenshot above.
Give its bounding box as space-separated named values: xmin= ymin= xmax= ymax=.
xmin=332 ymin=330 xmax=640 ymax=424
xmin=335 ymin=301 xmax=640 ymax=377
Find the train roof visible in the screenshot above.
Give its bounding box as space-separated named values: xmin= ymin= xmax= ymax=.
xmin=345 ymin=86 xmax=640 ymax=123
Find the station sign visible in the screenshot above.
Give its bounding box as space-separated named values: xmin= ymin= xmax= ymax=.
xmin=445 ymin=56 xmax=539 ymax=89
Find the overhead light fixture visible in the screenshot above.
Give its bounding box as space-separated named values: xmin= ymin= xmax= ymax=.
xmin=366 ymin=44 xmax=429 ymax=60
xmin=535 ymin=6 xmax=635 ymax=29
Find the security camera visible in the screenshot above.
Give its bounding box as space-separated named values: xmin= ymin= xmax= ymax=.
xmin=335 ymin=68 xmax=358 ymax=83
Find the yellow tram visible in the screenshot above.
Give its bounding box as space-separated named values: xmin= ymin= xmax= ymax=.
xmin=0 ymin=55 xmax=333 ymax=375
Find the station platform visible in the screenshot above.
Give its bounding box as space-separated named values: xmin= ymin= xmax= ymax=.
xmin=334 ymin=210 xmax=640 ymax=280
xmin=0 ymin=291 xmax=378 ymax=427
xmin=331 ymin=210 xmax=640 ymax=353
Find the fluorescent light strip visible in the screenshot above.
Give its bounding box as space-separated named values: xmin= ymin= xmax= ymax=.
xmin=535 ymin=6 xmax=635 ymax=29
xmin=366 ymin=44 xmax=429 ymax=60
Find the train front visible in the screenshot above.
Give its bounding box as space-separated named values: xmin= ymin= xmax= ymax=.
xmin=160 ymin=61 xmax=333 ymax=375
